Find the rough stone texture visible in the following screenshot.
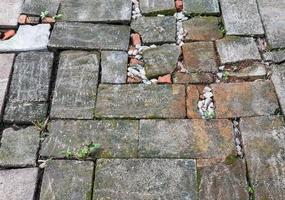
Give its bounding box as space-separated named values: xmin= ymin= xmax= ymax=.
xmin=40 ymin=160 xmax=93 ymax=200
xmin=173 ymin=72 xmax=215 ymax=84
xmin=0 ymin=168 xmax=38 ymax=200
xmin=184 ymin=0 xmax=220 ymax=15
xmin=240 ymin=116 xmax=285 ymax=199
xmin=186 ymin=85 xmax=204 ymax=118
xmin=94 ymin=159 xmax=197 ymax=199
xmin=220 ymin=0 xmax=264 ymax=35
xmin=211 ymin=80 xmax=279 ymax=118
xmin=183 ymin=17 xmax=223 ymax=41
xmin=271 ymin=64 xmax=285 ymax=115
xmin=143 ymin=44 xmax=181 ymax=78
xmin=101 ymin=51 xmax=128 ymax=84
xmin=22 ymin=0 xmax=60 ymax=16
xmin=4 ymin=52 xmax=53 ymax=123
xmin=0 ymin=0 xmax=23 ymax=28
xmin=50 ymin=51 xmax=99 ymax=119
xmin=228 ymin=63 xmax=267 ymax=79
xmin=48 ymin=22 xmax=130 ymax=51
xmin=41 ymin=120 xmax=139 ymax=158
xmin=139 ymin=119 xmax=235 ymax=159
xmin=131 ymin=17 xmax=176 ymax=45
xmin=0 ymin=24 xmax=51 ymax=52
xmin=95 ymin=84 xmax=186 ymax=119
xmin=263 ymin=50 xmax=285 ymax=63
xmin=183 ymin=42 xmax=218 ymax=72
xmin=257 ymin=0 xmax=285 ymax=49
xmin=216 ymin=37 xmax=261 ymax=64
xmin=140 ymin=0 xmax=176 ymax=15
xmin=60 ymin=0 xmax=132 ymax=24
xmin=0 ymin=127 xmax=39 ymax=167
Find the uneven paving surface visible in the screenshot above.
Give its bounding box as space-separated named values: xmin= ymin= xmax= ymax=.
xmin=0 ymin=0 xmax=285 ymax=200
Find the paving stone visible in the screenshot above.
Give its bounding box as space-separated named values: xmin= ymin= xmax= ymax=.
xmin=143 ymin=44 xmax=181 ymax=78
xmin=0 ymin=0 xmax=24 ymax=28
xmin=0 ymin=168 xmax=38 ymax=200
xmin=22 ymin=0 xmax=60 ymax=16
xmin=0 ymin=24 xmax=51 ymax=52
xmin=139 ymin=119 xmax=235 ymax=159
xmin=211 ymin=80 xmax=279 ymax=118
xmin=40 ymin=160 xmax=93 ymax=200
xmin=271 ymin=64 xmax=285 ymax=115
xmin=139 ymin=0 xmax=176 ymax=15
xmin=50 ymin=51 xmax=99 ymax=119
xmin=257 ymin=0 xmax=285 ymax=49
xmin=95 ymin=84 xmax=186 ymax=119
xmin=173 ymin=72 xmax=215 ymax=84
xmin=240 ymin=116 xmax=285 ymax=199
xmin=60 ymin=0 xmax=132 ymax=23
xmin=94 ymin=159 xmax=197 ymax=199
xmin=228 ymin=63 xmax=267 ymax=79
xmin=216 ymin=37 xmax=261 ymax=64
xmin=4 ymin=52 xmax=54 ymax=123
xmin=0 ymin=127 xmax=39 ymax=168
xmin=220 ymin=0 xmax=264 ymax=35
xmin=183 ymin=42 xmax=218 ymax=72
xmin=101 ymin=51 xmax=128 ymax=84
xmin=263 ymin=50 xmax=285 ymax=63
xmin=41 ymin=120 xmax=139 ymax=158
xmin=48 ymin=22 xmax=130 ymax=51
xmin=184 ymin=0 xmax=220 ymax=15
xmin=183 ymin=17 xmax=223 ymax=41
xmin=131 ymin=17 xmax=176 ymax=45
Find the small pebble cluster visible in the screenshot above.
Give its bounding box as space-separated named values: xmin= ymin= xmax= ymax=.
xmin=233 ymin=119 xmax=243 ymax=157
xmin=174 ymin=12 xmax=188 ymax=46
xmin=216 ymin=65 xmax=227 ymax=82
xmin=131 ymin=0 xmax=142 ymax=19
xmin=197 ymin=86 xmax=216 ymax=119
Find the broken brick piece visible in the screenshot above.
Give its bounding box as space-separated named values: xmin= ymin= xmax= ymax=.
xmin=2 ymin=30 xmax=16 ymax=40
xmin=131 ymin=33 xmax=141 ymax=46
xmin=26 ymin=16 xmax=40 ymax=24
xmin=175 ymin=0 xmax=183 ymax=12
xmin=18 ymin=15 xmax=27 ymax=24
xmin=158 ymin=74 xmax=172 ymax=84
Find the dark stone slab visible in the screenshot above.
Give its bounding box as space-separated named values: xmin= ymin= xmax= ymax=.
xmin=271 ymin=64 xmax=285 ymax=116
xmin=22 ymin=0 xmax=60 ymax=16
xmin=184 ymin=0 xmax=220 ymax=15
xmin=139 ymin=0 xmax=176 ymax=15
xmin=0 ymin=0 xmax=24 ymax=28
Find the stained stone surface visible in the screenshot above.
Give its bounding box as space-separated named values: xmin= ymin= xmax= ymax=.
xmin=211 ymin=80 xmax=279 ymax=118
xmin=143 ymin=44 xmax=181 ymax=78
xmin=0 ymin=127 xmax=39 ymax=167
xmin=0 ymin=0 xmax=24 ymax=28
xmin=139 ymin=0 xmax=176 ymax=15
xmin=22 ymin=0 xmax=60 ymax=16
xmin=228 ymin=63 xmax=267 ymax=79
xmin=93 ymin=159 xmax=197 ymax=199
xmin=50 ymin=51 xmax=100 ymax=119
xmin=173 ymin=72 xmax=215 ymax=84
xmin=216 ymin=37 xmax=261 ymax=64
xmin=101 ymin=51 xmax=128 ymax=84
xmin=41 ymin=120 xmax=139 ymax=158
xmin=4 ymin=51 xmax=54 ymax=123
xmin=263 ymin=50 xmax=285 ymax=63
xmin=0 ymin=168 xmax=38 ymax=200
xmin=220 ymin=0 xmax=264 ymax=35
xmin=48 ymin=22 xmax=130 ymax=51
xmin=240 ymin=116 xmax=285 ymax=199
xmin=60 ymin=0 xmax=132 ymax=23
xmin=95 ymin=84 xmax=186 ymax=119
xmin=0 ymin=24 xmax=51 ymax=52
xmin=131 ymin=17 xmax=176 ymax=45
xmin=184 ymin=0 xmax=220 ymax=15
xmin=271 ymin=64 xmax=285 ymax=115
xmin=139 ymin=119 xmax=235 ymax=159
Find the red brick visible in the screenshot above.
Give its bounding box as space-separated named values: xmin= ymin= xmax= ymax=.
xmin=18 ymin=15 xmax=27 ymax=24
xmin=1 ymin=30 xmax=16 ymax=40
xmin=158 ymin=74 xmax=172 ymax=84
xmin=175 ymin=0 xmax=183 ymax=12
xmin=42 ymin=17 xmax=56 ymax=24
xmin=131 ymin=33 xmax=141 ymax=46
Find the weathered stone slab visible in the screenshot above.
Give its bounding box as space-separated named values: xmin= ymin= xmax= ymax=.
xmin=41 ymin=120 xmax=139 ymax=158
xmin=140 ymin=0 xmax=176 ymax=15
xmin=186 ymin=85 xmax=203 ymax=118
xmin=211 ymin=80 xmax=279 ymax=118
xmin=101 ymin=51 xmax=128 ymax=84
xmin=131 ymin=17 xmax=176 ymax=45
xmin=60 ymin=0 xmax=132 ymax=23
xmin=48 ymin=22 xmax=130 ymax=51
xmin=228 ymin=63 xmax=267 ymax=79
xmin=271 ymin=64 xmax=285 ymax=115
xmin=220 ymin=0 xmax=264 ymax=35
xmin=173 ymin=72 xmax=215 ymax=84
xmin=0 ymin=24 xmax=51 ymax=52
xmin=0 ymin=127 xmax=39 ymax=167
xmin=216 ymin=37 xmax=261 ymax=64
xmin=0 ymin=0 xmax=24 ymax=28
xmin=22 ymin=0 xmax=60 ymax=16
xmin=95 ymin=84 xmax=186 ymax=119
xmin=0 ymin=168 xmax=38 ymax=200
xmin=257 ymin=0 xmax=285 ymax=49
xmin=139 ymin=119 xmax=235 ymax=159
xmin=50 ymin=51 xmax=99 ymax=119
xmin=263 ymin=50 xmax=285 ymax=63
xmin=94 ymin=159 xmax=197 ymax=199
xmin=240 ymin=116 xmax=285 ymax=199
xmin=143 ymin=44 xmax=181 ymax=78
xmin=184 ymin=0 xmax=220 ymax=15
xmin=40 ymin=160 xmax=93 ymax=200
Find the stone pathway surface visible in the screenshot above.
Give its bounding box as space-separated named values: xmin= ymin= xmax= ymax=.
xmin=0 ymin=0 xmax=285 ymax=200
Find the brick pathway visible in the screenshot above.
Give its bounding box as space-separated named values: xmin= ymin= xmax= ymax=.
xmin=0 ymin=0 xmax=285 ymax=199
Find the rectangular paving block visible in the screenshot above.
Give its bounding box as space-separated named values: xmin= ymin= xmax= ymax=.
xmin=263 ymin=50 xmax=285 ymax=63
xmin=22 ymin=0 xmax=60 ymax=16
xmin=139 ymin=0 xmax=176 ymax=15
xmin=211 ymin=80 xmax=279 ymax=118
xmin=173 ymin=72 xmax=215 ymax=84
xmin=271 ymin=64 xmax=285 ymax=115
xmin=0 ymin=0 xmax=24 ymax=28
xmin=240 ymin=116 xmax=285 ymax=199
xmin=41 ymin=120 xmax=139 ymax=158
xmin=220 ymin=0 xmax=264 ymax=35
xmin=184 ymin=0 xmax=220 ymax=15
xmin=139 ymin=119 xmax=235 ymax=159
xmin=50 ymin=51 xmax=99 ymax=119
xmin=40 ymin=160 xmax=93 ymax=200
xmin=93 ymin=159 xmax=197 ymax=199
xmin=95 ymin=84 xmax=186 ymax=119
xmin=48 ymin=22 xmax=130 ymax=51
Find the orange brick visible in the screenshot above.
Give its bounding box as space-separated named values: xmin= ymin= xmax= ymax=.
xmin=175 ymin=0 xmax=183 ymax=12
xmin=158 ymin=74 xmax=172 ymax=84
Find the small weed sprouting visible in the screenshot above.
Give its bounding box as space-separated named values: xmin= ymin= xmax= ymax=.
xmin=32 ymin=118 xmax=49 ymax=132
xmin=40 ymin=10 xmax=63 ymax=20
xmin=40 ymin=10 xmax=49 ymax=19
xmin=222 ymin=71 xmax=230 ymax=80
xmin=53 ymin=14 xmax=63 ymax=20
xmin=63 ymin=143 xmax=101 ymax=160
xmin=203 ymin=110 xmax=216 ymax=120
xmin=248 ymin=186 xmax=255 ymax=194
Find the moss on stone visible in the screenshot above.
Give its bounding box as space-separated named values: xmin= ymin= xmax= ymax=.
xmin=224 ymin=154 xmax=238 ymax=165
